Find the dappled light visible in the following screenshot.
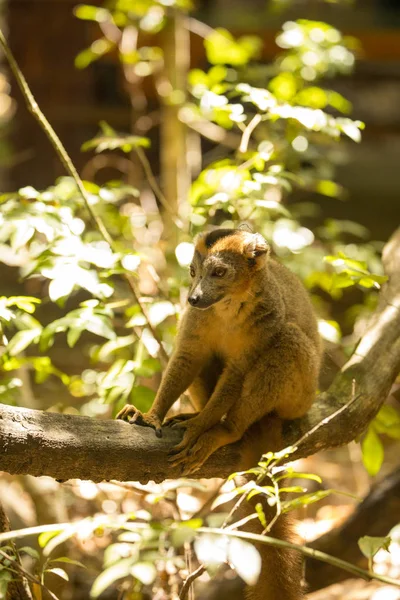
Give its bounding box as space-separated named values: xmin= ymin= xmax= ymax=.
xmin=0 ymin=0 xmax=399 ymax=599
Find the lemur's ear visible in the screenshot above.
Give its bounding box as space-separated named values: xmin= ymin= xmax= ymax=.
xmin=243 ymin=233 xmax=270 ymax=261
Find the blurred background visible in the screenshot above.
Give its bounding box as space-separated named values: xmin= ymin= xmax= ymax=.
xmin=3 ymin=0 xmax=400 ymax=239
xmin=0 ymin=1 xmax=399 ymax=600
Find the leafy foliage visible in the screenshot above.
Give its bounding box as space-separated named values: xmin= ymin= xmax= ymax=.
xmin=361 ymin=405 xmax=400 ymax=476
xmin=0 ymin=0 xmax=394 ymax=598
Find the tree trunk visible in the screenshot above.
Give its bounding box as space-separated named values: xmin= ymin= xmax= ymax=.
xmin=159 ymin=10 xmax=191 ymax=245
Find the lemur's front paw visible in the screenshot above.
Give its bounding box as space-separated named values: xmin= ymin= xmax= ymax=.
xmin=163 ymin=412 xmax=200 ymax=427
xmin=116 ymin=405 xmax=162 ymax=438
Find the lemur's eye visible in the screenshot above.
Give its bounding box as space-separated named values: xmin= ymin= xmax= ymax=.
xmin=212 ymin=267 xmax=227 ymax=278
xmin=189 ymin=265 xmax=195 ymax=277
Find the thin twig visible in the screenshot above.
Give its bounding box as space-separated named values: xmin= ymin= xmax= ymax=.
xmin=225 ymin=512 xmax=259 ymax=531
xmin=0 ymin=523 xmax=71 ymax=545
xmin=192 ymin=480 xmax=225 ymax=519
xmin=197 ymin=528 xmax=400 ymax=589
xmin=0 ymin=28 xmax=168 ymax=366
xmin=273 ymin=392 xmax=362 ymax=466
xmin=179 ymin=564 xmax=206 ymax=600
xmin=261 ymin=475 xmax=281 ymax=535
xmin=0 ymin=549 xmax=59 ymax=600
xmin=136 ymin=147 xmax=183 ymax=228
xmin=239 ymin=113 xmax=262 ymax=153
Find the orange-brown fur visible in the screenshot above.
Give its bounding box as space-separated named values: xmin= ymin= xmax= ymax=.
xmin=117 ymin=226 xmax=322 ymax=599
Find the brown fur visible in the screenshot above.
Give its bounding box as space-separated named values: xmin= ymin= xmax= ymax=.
xmin=117 ymin=227 xmax=322 ymax=599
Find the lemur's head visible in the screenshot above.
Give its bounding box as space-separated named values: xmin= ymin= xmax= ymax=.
xmin=188 ymin=226 xmax=270 ymax=310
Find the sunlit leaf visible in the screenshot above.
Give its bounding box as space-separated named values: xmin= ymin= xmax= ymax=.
xmin=280 ymin=470 xmax=322 ymax=484
xmin=255 ymin=503 xmax=267 ymax=528
xmin=90 ymin=558 xmax=134 ymax=597
xmin=82 ymin=122 xmax=150 ymax=154
xmin=6 ymin=296 xmax=41 ymax=313
xmin=51 ymin=557 xmax=86 ymax=569
xmin=194 ymin=534 xmax=229 ymax=571
xmin=45 ymin=567 xmax=69 ymax=581
xmin=130 ymin=562 xmax=157 ymax=585
xmin=7 ymin=327 xmax=42 ymax=356
xmin=282 ymin=490 xmax=333 ymax=512
xmin=361 ymin=426 xmax=384 ymax=476
xmin=74 ymin=5 xmax=110 ymax=22
xmin=227 ymin=537 xmax=261 ymax=585
xmin=48 ymin=278 xmax=75 ymax=302
xmin=38 ymin=530 xmax=63 ymax=549
xmin=75 ymin=38 xmax=115 ymax=69
xmin=171 ymin=526 xmax=197 ymax=548
xmin=205 ymin=29 xmax=260 ymax=66
xmin=42 ymin=528 xmax=77 ymax=557
xmin=358 ymin=535 xmax=391 ymax=559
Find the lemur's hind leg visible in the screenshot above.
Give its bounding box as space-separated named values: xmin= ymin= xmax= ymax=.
xmin=169 ymin=323 xmax=319 ymax=474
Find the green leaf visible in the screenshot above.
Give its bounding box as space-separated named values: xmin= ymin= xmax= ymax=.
xmin=90 ymin=558 xmax=134 ymax=598
xmin=315 ymin=180 xmax=343 ymax=199
xmin=19 ymin=546 xmax=40 ymax=560
xmin=358 ymin=535 xmax=391 ymax=559
xmin=330 ymin=272 xmax=355 ymax=290
xmin=86 ymin=315 xmax=116 ymax=341
xmin=74 ymin=5 xmax=109 ymax=22
xmin=0 ymin=569 xmax=12 ymax=599
xmin=374 ymin=405 xmax=400 ymax=430
xmin=42 ymin=528 xmax=76 ymax=557
xmin=51 ymin=557 xmax=86 ymax=569
xmin=361 ymin=427 xmax=384 ymax=476
xmin=282 ymin=490 xmax=333 ymax=512
xmin=384 ymin=424 xmax=400 ymax=440
xmin=38 ymin=530 xmax=63 ymax=549
xmin=171 ymin=526 xmax=197 ymax=548
xmin=255 ymin=503 xmax=267 ymax=528
xmin=281 ymin=470 xmax=322 ymax=484
xmin=11 ymin=222 xmax=34 ymax=249
xmin=67 ymin=326 xmax=84 ymax=348
xmin=82 ymin=125 xmax=150 ymax=154
xmin=7 ymin=327 xmax=42 ymax=356
xmin=75 ymin=38 xmax=114 ymax=69
xmin=45 ymin=567 xmax=69 ymax=581
xmin=170 ymin=519 xmax=203 ymax=548
xmin=6 ymin=296 xmax=41 ymax=313
xmin=205 ymin=29 xmax=259 ymax=66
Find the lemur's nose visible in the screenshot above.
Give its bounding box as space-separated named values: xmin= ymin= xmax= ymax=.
xmin=188 ymin=294 xmax=200 ymax=306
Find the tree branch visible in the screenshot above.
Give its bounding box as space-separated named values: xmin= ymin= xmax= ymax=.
xmin=0 ymin=229 xmax=399 ymax=482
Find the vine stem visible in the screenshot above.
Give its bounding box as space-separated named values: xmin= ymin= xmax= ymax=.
xmin=179 ymin=564 xmax=206 ymax=600
xmin=239 ymin=113 xmax=262 ymax=153
xmin=197 ymin=527 xmax=400 ymax=589
xmin=0 ymin=28 xmax=168 ymax=366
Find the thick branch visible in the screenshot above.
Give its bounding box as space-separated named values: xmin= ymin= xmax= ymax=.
xmin=0 ymin=229 xmax=400 ymax=482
